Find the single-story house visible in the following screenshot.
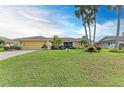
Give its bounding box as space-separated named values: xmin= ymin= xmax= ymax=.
xmin=0 ymin=36 xmax=16 ymax=47
xmin=16 ymin=36 xmax=83 ymax=50
xmin=98 ymin=36 xmax=124 ymax=49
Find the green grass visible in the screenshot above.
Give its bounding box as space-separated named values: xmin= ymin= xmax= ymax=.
xmin=0 ymin=49 xmax=124 ymax=87
xmin=0 ymin=48 xmax=4 ymax=52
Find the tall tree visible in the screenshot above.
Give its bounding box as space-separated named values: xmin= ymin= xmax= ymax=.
xmin=107 ymin=5 xmax=122 ymax=49
xmin=75 ymin=5 xmax=98 ymax=46
xmin=92 ymin=5 xmax=99 ymax=45
xmin=75 ymin=6 xmax=89 ymax=44
xmin=84 ymin=9 xmax=94 ymax=45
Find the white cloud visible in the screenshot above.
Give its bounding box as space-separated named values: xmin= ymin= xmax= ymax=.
xmin=71 ymin=19 xmax=124 ymax=41
xmin=96 ymin=19 xmax=124 ymax=41
xmin=0 ymin=6 xmax=66 ymax=39
xmin=18 ymin=11 xmax=50 ymax=23
xmin=0 ymin=5 xmax=123 ymax=42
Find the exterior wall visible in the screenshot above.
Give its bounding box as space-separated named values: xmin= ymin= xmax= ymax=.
xmin=3 ymin=41 xmax=16 ymax=47
xmin=100 ymin=43 xmax=109 ymax=48
xmin=46 ymin=41 xmax=52 ymax=50
xmin=100 ymin=42 xmax=116 ymax=48
xmin=100 ymin=41 xmax=124 ymax=49
xmin=20 ymin=40 xmax=82 ymax=49
xmin=73 ymin=41 xmax=84 ymax=48
xmin=118 ymin=41 xmax=124 ymax=49
xmin=21 ymin=40 xmax=46 ymax=50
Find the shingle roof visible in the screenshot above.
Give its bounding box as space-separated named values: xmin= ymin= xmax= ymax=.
xmin=15 ymin=36 xmax=48 ymax=41
xmin=20 ymin=36 xmax=46 ymax=40
xmin=60 ymin=38 xmax=80 ymax=42
xmin=45 ymin=37 xmax=81 ymax=42
xmin=98 ymin=36 xmax=124 ymax=43
xmin=16 ymin=36 xmax=81 ymax=42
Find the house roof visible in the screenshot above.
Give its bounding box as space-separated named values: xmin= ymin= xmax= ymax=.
xmin=16 ymin=36 xmax=81 ymax=42
xmin=15 ymin=36 xmax=46 ymax=40
xmin=60 ymin=38 xmax=81 ymax=42
xmin=15 ymin=36 xmax=49 ymax=41
xmin=0 ymin=36 xmax=14 ymax=43
xmin=98 ymin=36 xmax=124 ymax=43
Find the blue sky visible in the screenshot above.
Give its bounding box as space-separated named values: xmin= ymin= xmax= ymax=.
xmin=0 ymin=5 xmax=123 ymax=41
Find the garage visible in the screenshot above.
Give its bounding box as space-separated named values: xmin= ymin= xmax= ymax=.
xmin=21 ymin=40 xmax=45 ymax=50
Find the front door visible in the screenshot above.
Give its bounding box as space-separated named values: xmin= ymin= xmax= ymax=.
xmin=63 ymin=42 xmax=73 ymax=48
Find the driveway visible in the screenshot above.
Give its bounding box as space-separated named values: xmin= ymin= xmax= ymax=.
xmin=0 ymin=50 xmax=36 ymax=61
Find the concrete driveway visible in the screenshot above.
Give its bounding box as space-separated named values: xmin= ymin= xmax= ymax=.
xmin=0 ymin=50 xmax=36 ymax=61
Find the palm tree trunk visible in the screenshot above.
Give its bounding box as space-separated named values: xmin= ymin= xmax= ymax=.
xmin=115 ymin=6 xmax=121 ymax=49
xmin=83 ymin=23 xmax=89 ymax=45
xmin=88 ymin=24 xmax=91 ymax=45
xmin=93 ymin=10 xmax=96 ymax=45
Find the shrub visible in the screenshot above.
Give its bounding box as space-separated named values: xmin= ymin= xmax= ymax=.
xmin=84 ymin=45 xmax=102 ymax=52
xmin=109 ymin=48 xmax=118 ymax=52
xmin=52 ymin=45 xmax=59 ymax=49
xmin=0 ymin=39 xmax=5 ymax=45
xmin=3 ymin=46 xmax=9 ymax=50
xmin=109 ymin=48 xmax=124 ymax=53
xmin=84 ymin=46 xmax=95 ymax=52
xmin=121 ymin=49 xmax=124 ymax=52
xmin=72 ymin=47 xmax=76 ymax=49
xmin=96 ymin=47 xmax=102 ymax=51
xmin=3 ymin=46 xmax=21 ymax=50
xmin=10 ymin=46 xmax=21 ymax=50
xmin=59 ymin=45 xmax=65 ymax=50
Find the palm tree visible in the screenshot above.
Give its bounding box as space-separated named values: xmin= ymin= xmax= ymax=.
xmin=107 ymin=5 xmax=122 ymax=49
xmin=53 ymin=35 xmax=62 ymax=47
xmin=75 ymin=5 xmax=99 ymax=46
xmin=92 ymin=5 xmax=99 ymax=45
xmin=75 ymin=6 xmax=89 ymax=44
xmin=84 ymin=10 xmax=94 ymax=45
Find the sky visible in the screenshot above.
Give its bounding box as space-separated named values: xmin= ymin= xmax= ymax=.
xmin=0 ymin=5 xmax=123 ymax=41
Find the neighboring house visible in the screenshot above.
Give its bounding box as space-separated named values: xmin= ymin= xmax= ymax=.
xmin=98 ymin=36 xmax=124 ymax=49
xmin=0 ymin=36 xmax=16 ymax=47
xmin=16 ymin=36 xmax=82 ymax=50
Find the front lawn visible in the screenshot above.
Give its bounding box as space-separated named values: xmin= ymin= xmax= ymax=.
xmin=0 ymin=49 xmax=124 ymax=87
xmin=0 ymin=48 xmax=4 ymax=52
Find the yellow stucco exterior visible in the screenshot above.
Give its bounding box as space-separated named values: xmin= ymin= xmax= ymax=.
xmin=21 ymin=40 xmax=46 ymax=50
xmin=20 ymin=39 xmax=83 ymax=50
xmin=73 ymin=41 xmax=84 ymax=48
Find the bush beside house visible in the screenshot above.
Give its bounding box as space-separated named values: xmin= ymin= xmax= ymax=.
xmin=3 ymin=46 xmax=21 ymax=50
xmin=84 ymin=45 xmax=102 ymax=52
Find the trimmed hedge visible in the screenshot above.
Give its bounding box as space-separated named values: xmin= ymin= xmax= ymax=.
xmin=3 ymin=46 xmax=9 ymax=50
xmin=10 ymin=46 xmax=21 ymax=50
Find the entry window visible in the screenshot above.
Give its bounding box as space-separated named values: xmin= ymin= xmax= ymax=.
xmin=63 ymin=42 xmax=73 ymax=48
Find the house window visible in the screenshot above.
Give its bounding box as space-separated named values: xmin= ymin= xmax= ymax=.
xmin=63 ymin=42 xmax=73 ymax=48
